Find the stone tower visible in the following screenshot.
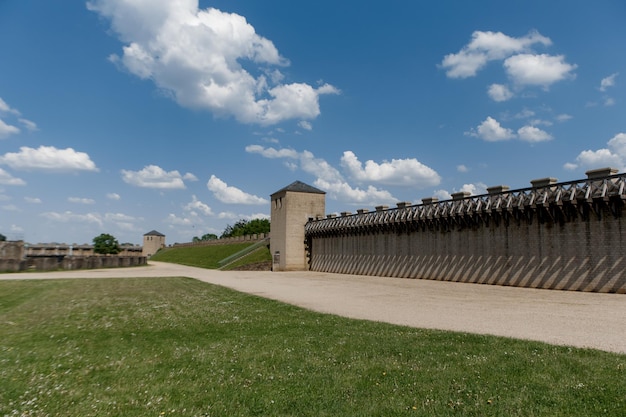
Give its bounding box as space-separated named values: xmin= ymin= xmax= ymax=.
xmin=142 ymin=230 xmax=165 ymax=258
xmin=270 ymin=181 xmax=325 ymax=271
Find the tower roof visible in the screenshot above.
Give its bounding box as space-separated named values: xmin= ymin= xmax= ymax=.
xmin=144 ymin=230 xmax=165 ymax=237
xmin=271 ymin=181 xmax=325 ymax=197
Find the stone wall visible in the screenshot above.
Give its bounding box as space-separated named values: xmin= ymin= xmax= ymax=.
xmin=173 ymin=233 xmax=269 ymax=248
xmin=0 ymin=256 xmax=147 ymax=272
xmin=306 ymin=169 xmax=626 ymax=293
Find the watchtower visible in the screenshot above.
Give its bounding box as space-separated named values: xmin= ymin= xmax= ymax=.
xmin=142 ymin=230 xmax=165 ymax=258
xmin=270 ymin=181 xmax=325 ymax=271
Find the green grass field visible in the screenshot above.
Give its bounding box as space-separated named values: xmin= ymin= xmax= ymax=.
xmin=150 ymin=243 xmax=271 ymax=270
xmin=1 ymin=277 xmax=624 ymax=416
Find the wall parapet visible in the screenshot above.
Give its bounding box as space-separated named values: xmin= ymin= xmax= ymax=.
xmin=173 ymin=233 xmax=269 ymax=248
xmin=306 ymin=171 xmax=626 ymax=237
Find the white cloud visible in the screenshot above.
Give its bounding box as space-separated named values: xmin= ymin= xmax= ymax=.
xmin=599 ymin=73 xmax=618 ymax=92
xmin=184 ymin=195 xmax=213 ymax=216
xmin=18 ymin=118 xmax=38 ymax=132
xmin=245 ymin=144 xmax=299 ymax=159
xmin=183 ymin=172 xmax=198 ymax=181
xmin=440 ymin=30 xmax=551 ymax=78
xmin=487 ymin=83 xmax=513 ymax=102
xmin=340 ymin=151 xmax=441 ymax=187
xmin=207 ymin=175 xmax=268 ymax=205
xmin=0 ymin=168 xmax=26 ymax=186
xmin=0 ymin=97 xmax=20 ymax=115
xmin=0 ymin=146 xmax=98 ymax=172
xmin=25 ymin=197 xmax=42 ymax=204
xmin=604 ymin=97 xmax=616 ymax=107
xmin=433 ymin=189 xmax=452 ymax=201
xmin=104 ymin=212 xmax=139 ymax=223
xmin=40 ymin=211 xmax=104 ymax=227
xmin=247 ymin=144 xmax=398 ymax=205
xmin=0 ymin=98 xmax=37 ymax=137
xmin=87 ymin=0 xmax=338 ymax=126
xmin=310 ymin=179 xmax=394 ymax=206
xmin=107 ymin=193 xmax=121 ymax=200
xmin=556 ymin=113 xmax=572 ymax=122
xmin=165 ymin=213 xmax=193 ymax=226
xmin=467 ymin=117 xmax=515 ymax=141
xmin=298 ymin=120 xmax=313 ymax=131
xmin=565 ymin=133 xmax=626 ymax=171
xmin=458 ymin=182 xmax=488 ymax=196
xmin=504 ymin=54 xmax=576 ymax=88
xmin=0 ymin=119 xmax=20 ymax=139
xmin=121 ymin=165 xmax=187 ymax=189
xmin=457 ymin=164 xmax=469 ymax=173
xmin=68 ymin=197 xmax=96 ymax=205
xmin=517 ymin=125 xmax=553 ymax=142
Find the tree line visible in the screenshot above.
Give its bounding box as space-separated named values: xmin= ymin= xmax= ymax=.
xmin=192 ymin=218 xmax=270 ymax=242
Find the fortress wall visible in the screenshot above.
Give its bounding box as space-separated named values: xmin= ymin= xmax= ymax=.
xmin=306 ymin=172 xmax=626 ymax=293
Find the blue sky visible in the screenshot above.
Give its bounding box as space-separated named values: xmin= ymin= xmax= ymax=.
xmin=0 ymin=0 xmax=625 ymax=245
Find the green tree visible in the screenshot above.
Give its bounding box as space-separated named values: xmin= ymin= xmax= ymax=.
xmin=0 ymin=233 xmax=6 ymax=242
xmin=192 ymin=233 xmax=218 ymax=242
xmin=92 ymin=233 xmax=121 ymax=255
xmin=220 ymin=218 xmax=270 ymax=238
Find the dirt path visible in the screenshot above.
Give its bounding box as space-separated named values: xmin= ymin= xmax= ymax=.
xmin=2 ymin=261 xmax=625 ymax=354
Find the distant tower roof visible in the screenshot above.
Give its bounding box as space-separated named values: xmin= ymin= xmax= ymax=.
xmin=144 ymin=230 xmax=165 ymax=237
xmin=271 ymin=181 xmax=326 ymax=197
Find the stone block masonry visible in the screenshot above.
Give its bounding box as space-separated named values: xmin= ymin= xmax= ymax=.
xmin=305 ymin=169 xmax=626 ymax=293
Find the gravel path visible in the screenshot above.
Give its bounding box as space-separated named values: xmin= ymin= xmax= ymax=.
xmin=2 ymin=261 xmax=625 ymax=354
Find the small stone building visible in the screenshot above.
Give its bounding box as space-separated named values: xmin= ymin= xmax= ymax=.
xmin=270 ymin=181 xmax=325 ymax=271
xmin=142 ymin=230 xmax=165 ymax=258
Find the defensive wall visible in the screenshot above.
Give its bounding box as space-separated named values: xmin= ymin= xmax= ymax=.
xmin=172 ymin=233 xmax=269 ymax=248
xmin=303 ymin=168 xmax=626 ymax=294
xmin=0 ymin=241 xmax=146 ymax=272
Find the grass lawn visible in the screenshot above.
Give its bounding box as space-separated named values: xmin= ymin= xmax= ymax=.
xmin=149 ymin=243 xmax=258 ymax=269
xmin=1 ymin=277 xmax=624 ymax=416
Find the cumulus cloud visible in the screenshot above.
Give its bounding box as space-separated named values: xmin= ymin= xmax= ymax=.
xmin=0 ymin=146 xmax=98 ymax=172
xmin=87 ymin=0 xmax=338 ymax=126
xmin=0 ymin=168 xmax=26 ymax=186
xmin=565 ymin=133 xmax=626 ymax=171
xmin=467 ymin=117 xmax=553 ymax=143
xmin=440 ymin=30 xmax=551 ymax=78
xmin=467 ymin=117 xmax=515 ymax=141
xmin=298 ymin=120 xmax=313 ymax=131
xmin=107 ymin=193 xmax=121 ymax=200
xmin=503 ymin=54 xmax=576 ymax=88
xmin=487 ymin=83 xmax=513 ymax=102
xmin=599 ymin=73 xmax=618 ymax=92
xmin=207 ymin=175 xmax=268 ymax=205
xmin=166 ymin=213 xmax=194 ymax=226
xmin=246 ymin=145 xmax=401 ymax=205
xmin=442 ymin=30 xmax=575 ymax=104
xmin=458 ymin=182 xmax=488 ymax=196
xmin=340 ymin=151 xmax=441 ymax=187
xmin=184 ymin=195 xmax=213 ymax=216
xmin=121 ymin=165 xmax=188 ymax=189
xmin=25 ymin=197 xmax=42 ymax=203
xmin=517 ymin=125 xmax=553 ymax=142
xmin=433 ymin=189 xmax=452 ymax=201
xmin=457 ymin=164 xmax=469 ymax=173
